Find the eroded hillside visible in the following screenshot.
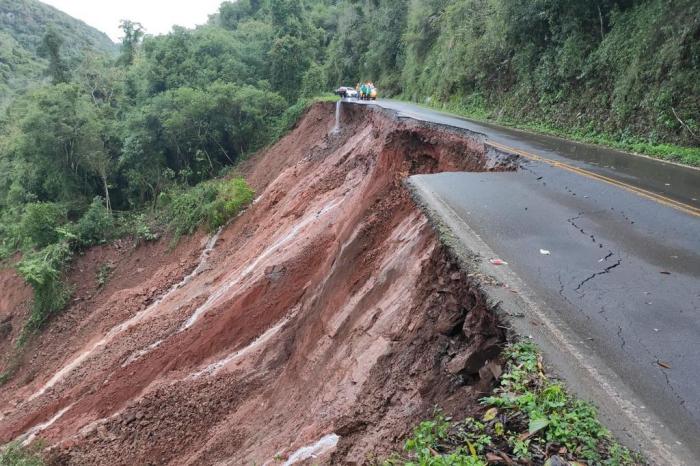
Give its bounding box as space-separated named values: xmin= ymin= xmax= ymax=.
xmin=0 ymin=103 xmax=514 ymax=464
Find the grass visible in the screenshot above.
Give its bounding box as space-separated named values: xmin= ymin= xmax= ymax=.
xmin=404 ymin=97 xmax=700 ymax=168
xmin=385 ymin=342 xmax=644 ymax=465
xmin=0 ymin=442 xmax=44 ymax=466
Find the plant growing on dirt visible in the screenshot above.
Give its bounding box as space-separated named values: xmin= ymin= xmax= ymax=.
xmin=17 ymin=203 xmax=68 ymax=249
xmin=76 ymin=197 xmax=114 ymax=247
xmin=0 ymin=442 xmax=44 ymax=465
xmin=159 ymin=177 xmax=255 ymax=243
xmin=96 ymin=262 xmax=114 ymax=289
xmin=386 ymin=342 xmax=642 ymax=465
xmin=15 ymin=241 xmax=73 ymax=344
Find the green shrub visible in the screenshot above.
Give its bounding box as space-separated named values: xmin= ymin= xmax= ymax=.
xmin=16 ymin=241 xmax=72 ymax=343
xmin=0 ymin=442 xmax=44 ymax=466
xmin=160 ymin=177 xmax=254 ymax=242
xmin=96 ymin=262 xmax=113 ymax=288
xmin=387 ymin=342 xmax=641 ymax=465
xmin=17 ymin=202 xmax=67 ymax=249
xmin=75 ymin=197 xmax=114 ymax=247
xmin=131 ymin=213 xmax=159 ymax=243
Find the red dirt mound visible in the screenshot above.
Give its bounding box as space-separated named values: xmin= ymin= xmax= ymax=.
xmin=0 ymin=102 xmax=512 ymax=465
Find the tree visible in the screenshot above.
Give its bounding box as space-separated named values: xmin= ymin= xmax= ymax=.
xmin=218 ymin=0 xmax=254 ymax=29
xmin=118 ymin=20 xmax=145 ymax=67
xmin=38 ymin=27 xmax=70 ymax=84
xmin=12 ymin=84 xmax=107 ymax=205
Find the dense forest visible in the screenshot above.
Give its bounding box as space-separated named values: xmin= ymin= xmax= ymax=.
xmin=0 ymin=0 xmax=699 ymax=339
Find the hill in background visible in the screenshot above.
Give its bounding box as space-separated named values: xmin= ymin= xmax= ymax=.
xmin=0 ymin=0 xmax=116 ymax=106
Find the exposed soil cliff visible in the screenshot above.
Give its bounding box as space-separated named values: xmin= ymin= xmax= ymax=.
xmin=0 ymin=102 xmax=514 ymax=464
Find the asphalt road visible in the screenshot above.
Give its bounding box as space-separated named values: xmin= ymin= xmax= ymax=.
xmin=360 ymin=99 xmax=700 ymax=212
xmin=351 ymin=100 xmax=700 ymax=459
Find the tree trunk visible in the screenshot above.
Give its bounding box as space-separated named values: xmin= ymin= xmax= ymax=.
xmin=102 ymin=174 xmax=111 ymax=213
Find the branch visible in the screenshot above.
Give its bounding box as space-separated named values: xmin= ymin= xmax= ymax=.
xmin=671 ymin=107 xmax=699 ymax=141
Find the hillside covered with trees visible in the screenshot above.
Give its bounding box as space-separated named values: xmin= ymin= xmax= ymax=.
xmin=0 ymin=0 xmax=116 ymax=107
xmin=1 ymin=0 xmax=699 ymax=341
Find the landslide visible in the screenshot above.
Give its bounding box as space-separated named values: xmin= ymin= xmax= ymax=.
xmin=0 ymin=102 xmax=514 ymax=465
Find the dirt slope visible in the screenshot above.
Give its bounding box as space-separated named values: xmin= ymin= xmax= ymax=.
xmin=0 ymin=102 xmax=514 ymax=465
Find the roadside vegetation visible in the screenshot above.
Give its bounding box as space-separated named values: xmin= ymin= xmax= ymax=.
xmin=419 ymin=100 xmax=700 ymax=167
xmin=385 ymin=342 xmax=643 ymax=465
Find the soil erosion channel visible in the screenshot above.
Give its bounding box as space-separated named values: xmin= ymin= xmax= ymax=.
xmin=0 ymin=103 xmax=514 ymax=464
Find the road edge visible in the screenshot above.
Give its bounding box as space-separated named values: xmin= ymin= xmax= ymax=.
xmin=406 ymin=175 xmax=696 ymax=466
xmin=390 ymin=98 xmax=700 ymax=172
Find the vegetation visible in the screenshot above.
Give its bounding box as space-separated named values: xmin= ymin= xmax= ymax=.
xmin=385 ymin=342 xmax=642 ymax=465
xmin=0 ymin=442 xmax=44 ymax=466
xmin=0 ymin=2 xmax=315 ymax=343
xmin=159 ymin=177 xmax=255 ymax=242
xmin=0 ymin=0 xmax=115 ymax=107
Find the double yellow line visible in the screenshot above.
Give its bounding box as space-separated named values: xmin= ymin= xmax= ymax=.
xmin=487 ymin=140 xmax=700 ymax=218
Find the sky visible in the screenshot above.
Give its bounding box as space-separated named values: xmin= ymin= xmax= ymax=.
xmin=40 ymin=0 xmax=226 ymax=42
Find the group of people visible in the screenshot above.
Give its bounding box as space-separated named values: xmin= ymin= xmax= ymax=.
xmin=356 ymin=81 xmax=377 ymax=100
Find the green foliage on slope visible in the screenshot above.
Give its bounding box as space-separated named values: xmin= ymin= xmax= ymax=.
xmin=0 ymin=1 xmax=331 ymax=342
xmin=386 ymin=342 xmax=642 ymax=465
xmin=0 ymin=0 xmax=116 ymax=106
xmin=160 ymin=177 xmax=255 ymax=242
xmin=0 ymin=442 xmax=44 ymax=466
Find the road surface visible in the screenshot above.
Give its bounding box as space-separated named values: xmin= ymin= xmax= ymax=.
xmin=352 ymin=99 xmax=700 ymax=462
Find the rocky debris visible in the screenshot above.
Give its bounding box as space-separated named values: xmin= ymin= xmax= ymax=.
xmin=264 ymin=264 xmax=287 ymax=282
xmin=446 ymin=338 xmax=502 ymax=376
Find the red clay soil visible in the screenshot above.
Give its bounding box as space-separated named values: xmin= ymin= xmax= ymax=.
xmin=0 ymin=263 xmax=32 ymax=369
xmin=0 ymin=103 xmax=512 ymax=465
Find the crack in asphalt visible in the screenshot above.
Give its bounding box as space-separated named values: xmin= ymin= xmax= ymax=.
xmin=574 ymin=258 xmax=622 ymax=294
xmin=561 ymin=212 xmax=687 ymax=408
xmin=658 ymin=361 xmax=686 ymax=405
xmin=617 ymin=325 xmax=626 ymax=349
xmin=567 ymin=212 xmax=606 ymax=248
xmin=567 ymin=213 xmax=585 ymax=233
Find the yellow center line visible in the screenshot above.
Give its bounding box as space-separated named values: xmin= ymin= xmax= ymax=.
xmin=487 ymin=140 xmax=700 ymax=218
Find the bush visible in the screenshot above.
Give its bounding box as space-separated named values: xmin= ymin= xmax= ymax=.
xmin=131 ymin=213 xmax=159 ymax=243
xmin=17 ymin=202 xmax=67 ymax=249
xmin=159 ymin=177 xmax=254 ymax=242
xmin=16 ymin=241 xmax=72 ymax=342
xmin=0 ymin=442 xmax=44 ymax=466
xmin=75 ymin=197 xmax=114 ymax=247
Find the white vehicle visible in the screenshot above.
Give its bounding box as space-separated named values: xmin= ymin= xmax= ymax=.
xmin=336 ymin=86 xmax=358 ymax=99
